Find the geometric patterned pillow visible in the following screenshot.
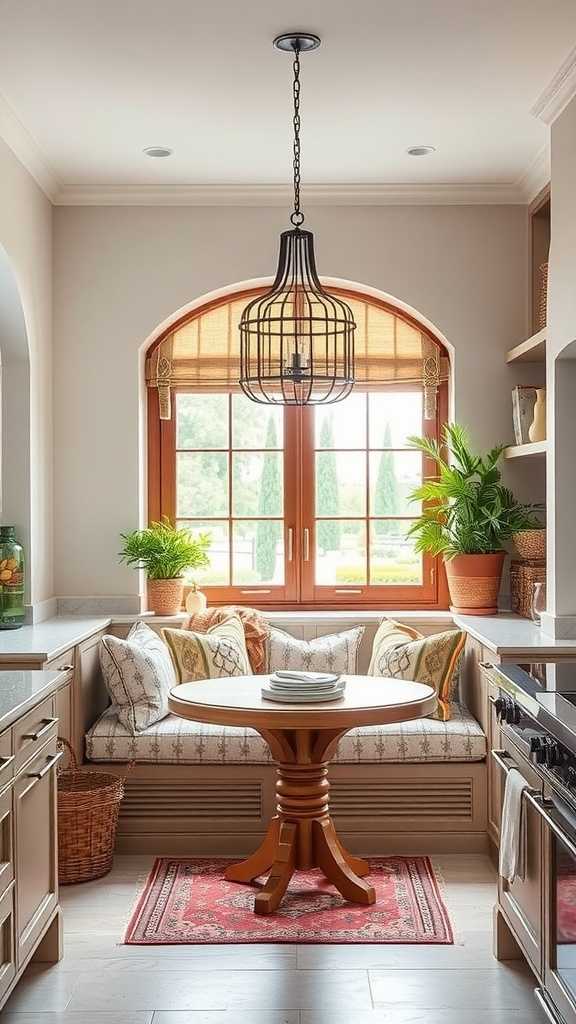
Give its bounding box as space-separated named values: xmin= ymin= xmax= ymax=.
xmin=99 ymin=621 xmax=176 ymax=734
xmin=162 ymin=614 xmax=251 ymax=685
xmin=267 ymin=625 xmax=364 ymax=676
xmin=368 ymin=620 xmax=466 ymax=722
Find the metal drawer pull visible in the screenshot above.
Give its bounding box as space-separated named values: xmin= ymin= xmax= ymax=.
xmin=525 ymin=791 xmax=576 ymax=861
xmin=27 ymin=751 xmax=63 ymax=781
xmin=57 ymin=664 xmax=74 ymax=672
xmin=22 ymin=717 xmax=58 ymax=742
xmin=0 ymin=756 xmax=14 ymax=772
xmin=335 ymin=589 xmax=362 ymax=594
xmin=303 ymin=528 xmax=310 ymax=562
xmin=287 ymin=527 xmax=294 ymax=562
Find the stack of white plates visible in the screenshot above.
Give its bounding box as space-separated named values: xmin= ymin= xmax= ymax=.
xmin=261 ymin=670 xmax=346 ymax=703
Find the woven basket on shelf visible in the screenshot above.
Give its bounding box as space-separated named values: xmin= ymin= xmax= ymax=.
xmin=57 ymin=738 xmax=125 ymax=885
xmin=510 ymin=559 xmax=546 ymax=619
xmin=537 ymin=262 xmax=548 ymax=330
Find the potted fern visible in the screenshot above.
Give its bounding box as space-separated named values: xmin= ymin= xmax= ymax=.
xmin=119 ymin=519 xmax=211 ymax=616
xmin=407 ymin=424 xmax=541 ymax=615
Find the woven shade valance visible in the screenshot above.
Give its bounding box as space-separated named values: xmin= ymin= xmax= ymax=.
xmin=146 ymin=292 xmax=449 ymax=420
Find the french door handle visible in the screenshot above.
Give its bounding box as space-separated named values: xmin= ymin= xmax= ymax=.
xmin=303 ymin=528 xmax=310 ymax=562
xmin=287 ymin=528 xmax=294 ymax=562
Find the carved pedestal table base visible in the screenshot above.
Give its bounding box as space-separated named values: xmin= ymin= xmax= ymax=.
xmin=169 ymin=674 xmax=436 ymax=916
xmin=225 ymin=727 xmax=374 ymax=913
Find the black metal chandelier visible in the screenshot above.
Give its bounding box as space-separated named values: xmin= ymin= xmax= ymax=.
xmin=239 ymin=32 xmax=356 ymax=406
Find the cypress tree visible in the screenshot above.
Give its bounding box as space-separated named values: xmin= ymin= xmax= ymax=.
xmin=374 ymin=422 xmax=400 ymax=536
xmin=255 ymin=418 xmax=282 ymax=579
xmin=316 ymin=416 xmax=341 ymax=552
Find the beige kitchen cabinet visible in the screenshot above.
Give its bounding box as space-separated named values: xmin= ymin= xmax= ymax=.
xmin=493 ymin=744 xmax=543 ymax=977
xmin=13 ymin=737 xmax=60 ymax=968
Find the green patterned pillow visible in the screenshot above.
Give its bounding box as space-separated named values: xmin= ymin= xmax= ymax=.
xmin=163 ymin=614 xmax=251 ymax=684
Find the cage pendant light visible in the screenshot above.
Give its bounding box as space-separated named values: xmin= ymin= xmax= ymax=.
xmin=239 ymin=33 xmax=356 ymax=405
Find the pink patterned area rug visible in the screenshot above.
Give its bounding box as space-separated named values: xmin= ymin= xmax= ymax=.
xmin=124 ymin=856 xmax=453 ymax=945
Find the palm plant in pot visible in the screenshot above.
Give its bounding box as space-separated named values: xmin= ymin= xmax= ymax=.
xmin=119 ymin=519 xmax=211 ymax=616
xmin=407 ymin=424 xmax=541 ymax=615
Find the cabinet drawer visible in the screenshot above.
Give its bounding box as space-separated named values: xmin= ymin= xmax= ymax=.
xmin=0 ymin=885 xmax=16 ymax=1006
xmin=0 ymin=788 xmax=14 ymax=900
xmin=14 ymin=737 xmax=60 ymax=967
xmin=13 ymin=696 xmax=57 ymax=773
xmin=0 ymin=731 xmax=13 ymax=792
xmin=43 ymin=648 xmax=75 ymax=676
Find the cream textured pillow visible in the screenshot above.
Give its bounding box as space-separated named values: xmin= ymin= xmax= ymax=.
xmin=368 ymin=618 xmax=466 ymax=722
xmin=99 ymin=621 xmax=176 ymax=734
xmin=267 ymin=626 xmax=364 ymax=675
xmin=162 ymin=614 xmax=251 ymax=684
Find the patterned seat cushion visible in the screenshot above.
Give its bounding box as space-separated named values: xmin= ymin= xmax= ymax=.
xmin=86 ymin=701 xmax=486 ymax=765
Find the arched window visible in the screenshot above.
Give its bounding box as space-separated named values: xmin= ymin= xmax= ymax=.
xmin=146 ymin=285 xmax=450 ymax=610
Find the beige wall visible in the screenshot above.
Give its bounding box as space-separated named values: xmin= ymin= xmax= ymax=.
xmin=0 ymin=138 xmax=53 ymax=609
xmin=53 ymin=202 xmax=532 ymax=600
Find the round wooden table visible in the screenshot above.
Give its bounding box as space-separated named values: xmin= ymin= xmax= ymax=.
xmin=169 ymin=674 xmax=436 ymax=915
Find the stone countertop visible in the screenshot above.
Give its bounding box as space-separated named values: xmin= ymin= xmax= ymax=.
xmin=453 ymin=612 xmax=576 ymax=658
xmin=0 ymin=617 xmax=111 ymax=662
xmin=0 ymin=670 xmax=65 ymax=730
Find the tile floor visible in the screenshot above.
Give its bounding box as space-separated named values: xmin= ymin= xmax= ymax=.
xmin=0 ymin=854 xmax=548 ymax=1023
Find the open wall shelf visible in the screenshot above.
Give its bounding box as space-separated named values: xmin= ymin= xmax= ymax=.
xmin=506 ymin=328 xmax=546 ymax=364
xmin=504 ymin=440 xmax=547 ymax=460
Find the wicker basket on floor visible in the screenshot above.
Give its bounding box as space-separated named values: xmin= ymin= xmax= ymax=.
xmin=57 ymin=738 xmax=125 ymax=884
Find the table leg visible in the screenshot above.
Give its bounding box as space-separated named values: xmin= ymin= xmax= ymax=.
xmin=314 ymin=817 xmax=376 ymax=905
xmin=254 ymin=821 xmax=297 ymax=915
xmin=225 ymin=817 xmax=280 ymax=883
xmin=335 ymin=837 xmax=371 ymax=878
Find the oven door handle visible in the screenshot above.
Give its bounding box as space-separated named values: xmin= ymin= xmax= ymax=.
xmin=524 ymin=791 xmax=576 ymax=861
xmin=491 ymin=748 xmax=539 ymax=791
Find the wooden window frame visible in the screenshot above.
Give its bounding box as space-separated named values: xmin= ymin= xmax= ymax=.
xmin=147 ymin=289 xmax=450 ymax=612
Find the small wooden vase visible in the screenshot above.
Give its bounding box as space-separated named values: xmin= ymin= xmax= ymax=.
xmin=185 ymin=584 xmax=208 ymax=615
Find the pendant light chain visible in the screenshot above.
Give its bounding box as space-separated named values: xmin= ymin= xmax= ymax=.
xmin=291 ymin=44 xmax=304 ymax=227
xmin=239 ymin=32 xmax=356 ymax=405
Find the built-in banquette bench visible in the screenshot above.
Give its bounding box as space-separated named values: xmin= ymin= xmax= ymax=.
xmin=89 ymin=614 xmax=491 ymax=856
xmin=1 ymin=611 xmax=551 ymax=858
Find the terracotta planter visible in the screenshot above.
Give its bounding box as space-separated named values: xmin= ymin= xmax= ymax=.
xmin=444 ymin=552 xmax=506 ymax=616
xmin=512 ymin=529 xmax=546 ymax=561
xmin=147 ymin=578 xmax=184 ymax=616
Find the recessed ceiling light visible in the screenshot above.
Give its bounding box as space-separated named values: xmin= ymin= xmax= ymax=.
xmin=406 ymin=146 xmax=436 ymax=157
xmin=143 ymin=146 xmax=173 ymax=158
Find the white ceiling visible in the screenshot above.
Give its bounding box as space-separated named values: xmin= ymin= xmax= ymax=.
xmin=0 ymin=0 xmax=574 ymax=197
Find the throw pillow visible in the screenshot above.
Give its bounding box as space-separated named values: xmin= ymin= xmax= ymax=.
xmin=163 ymin=614 xmax=251 ymax=684
xmin=368 ymin=618 xmax=466 ymax=721
xmin=187 ymin=605 xmax=270 ymax=675
xmin=99 ymin=621 xmax=176 ymax=734
xmin=267 ymin=626 xmax=364 ymax=675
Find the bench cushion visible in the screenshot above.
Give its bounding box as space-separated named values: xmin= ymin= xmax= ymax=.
xmin=86 ymin=701 xmax=486 ymax=765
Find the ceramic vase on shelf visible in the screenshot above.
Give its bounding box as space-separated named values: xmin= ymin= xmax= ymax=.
xmin=0 ymin=526 xmax=25 ymax=629
xmin=528 ymin=388 xmax=546 ymax=443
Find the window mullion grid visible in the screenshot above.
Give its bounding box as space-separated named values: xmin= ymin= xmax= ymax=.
xmin=228 ymin=394 xmax=233 ymax=588
xmin=365 ymin=393 xmax=370 ymax=588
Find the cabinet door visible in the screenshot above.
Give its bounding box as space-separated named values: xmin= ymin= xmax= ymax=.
xmin=14 ymin=739 xmax=59 ymax=967
xmin=0 ymin=787 xmax=14 ymax=900
xmin=55 ymin=683 xmax=73 ymax=769
xmin=0 ymin=885 xmax=16 ymax=1006
xmin=487 ymin=681 xmax=502 ymax=844
xmin=495 ymin=747 xmax=543 ymax=976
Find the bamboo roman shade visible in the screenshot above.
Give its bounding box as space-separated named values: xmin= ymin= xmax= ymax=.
xmin=146 ymin=292 xmax=449 ymax=420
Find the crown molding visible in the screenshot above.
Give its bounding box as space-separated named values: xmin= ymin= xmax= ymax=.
xmin=532 ymin=44 xmax=576 ymax=125
xmin=0 ymin=91 xmax=59 ymax=200
xmin=517 ymin=145 xmax=551 ymax=202
xmin=53 ymin=180 xmax=527 ymax=206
